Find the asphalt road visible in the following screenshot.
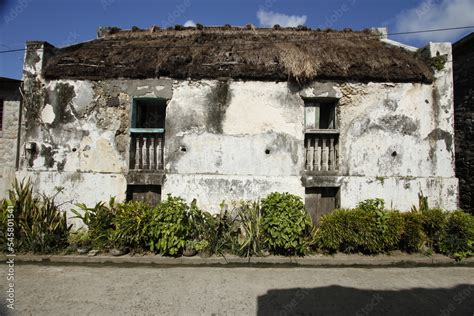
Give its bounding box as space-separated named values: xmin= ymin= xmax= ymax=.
xmin=1 ymin=264 xmax=473 ymax=315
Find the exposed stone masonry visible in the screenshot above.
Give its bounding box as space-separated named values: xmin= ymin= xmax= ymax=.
xmin=453 ymin=33 xmax=474 ymax=214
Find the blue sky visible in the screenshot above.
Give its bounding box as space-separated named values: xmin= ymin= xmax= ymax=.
xmin=1 ymin=0 xmax=473 ymax=79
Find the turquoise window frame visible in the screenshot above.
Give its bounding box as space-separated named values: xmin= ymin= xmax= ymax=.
xmin=130 ymin=97 xmax=167 ymax=134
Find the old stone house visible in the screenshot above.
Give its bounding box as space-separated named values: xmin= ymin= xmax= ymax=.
xmin=17 ymin=26 xmax=458 ymax=223
xmin=453 ymin=32 xmax=474 ymax=214
xmin=0 ymin=77 xmax=22 ymax=199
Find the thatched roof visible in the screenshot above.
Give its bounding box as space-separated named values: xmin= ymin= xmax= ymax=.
xmin=43 ymin=26 xmax=434 ymax=83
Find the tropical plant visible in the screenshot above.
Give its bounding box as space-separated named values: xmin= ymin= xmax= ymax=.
xmin=148 ymin=195 xmax=189 ymax=256
xmin=235 ymin=200 xmax=264 ymax=257
xmin=357 ymin=198 xmax=393 ymax=236
xmin=185 ymin=239 xmax=209 ymax=253
xmin=187 ymin=199 xmax=216 ymax=254
xmin=67 ymin=229 xmax=91 ymax=248
xmin=8 ymin=179 xmax=71 ymax=253
xmin=111 ymin=201 xmax=153 ymax=250
xmin=261 ymin=192 xmax=313 ymax=256
xmin=71 ymin=198 xmax=117 ymax=249
xmin=357 ymin=198 xmax=385 ymax=213
xmin=411 ymin=192 xmax=429 ymax=213
xmin=206 ymin=202 xmax=240 ymax=255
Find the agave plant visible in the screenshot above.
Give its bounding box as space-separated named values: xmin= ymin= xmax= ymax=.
xmin=8 ymin=178 xmax=71 ymax=253
xmin=235 ymin=200 xmax=264 ymax=257
xmin=209 ymin=202 xmax=240 ymax=256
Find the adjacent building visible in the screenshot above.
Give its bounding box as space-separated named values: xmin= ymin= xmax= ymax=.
xmin=453 ymin=32 xmax=474 ymax=214
xmin=0 ymin=77 xmax=22 ymax=199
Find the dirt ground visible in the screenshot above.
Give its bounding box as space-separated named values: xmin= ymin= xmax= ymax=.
xmin=1 ymin=264 xmax=473 ymax=315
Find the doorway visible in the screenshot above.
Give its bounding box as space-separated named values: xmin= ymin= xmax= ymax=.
xmin=305 ymin=187 xmax=340 ymax=224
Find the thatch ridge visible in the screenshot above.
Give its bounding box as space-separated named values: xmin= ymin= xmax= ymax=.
xmin=43 ymin=27 xmax=434 ymax=83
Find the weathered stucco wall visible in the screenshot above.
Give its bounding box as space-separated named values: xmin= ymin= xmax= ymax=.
xmin=161 ymin=80 xmax=305 ymax=209
xmin=0 ymin=82 xmax=21 ymax=199
xmin=18 ymin=41 xmax=458 ymax=219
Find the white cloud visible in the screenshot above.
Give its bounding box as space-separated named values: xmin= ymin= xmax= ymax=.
xmin=183 ymin=20 xmax=196 ymax=27
xmin=395 ymin=0 xmax=474 ymax=42
xmin=257 ymin=9 xmax=307 ymax=27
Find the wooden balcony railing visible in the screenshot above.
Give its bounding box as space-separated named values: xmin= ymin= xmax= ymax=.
xmin=305 ymin=131 xmax=339 ymax=172
xmin=130 ymin=132 xmax=164 ymax=171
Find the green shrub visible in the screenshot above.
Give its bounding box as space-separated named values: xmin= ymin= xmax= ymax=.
xmin=439 ymin=210 xmax=474 ymax=261
xmin=421 ymin=208 xmax=448 ymax=251
xmin=383 ymin=211 xmax=405 ymax=250
xmin=72 ymin=198 xmax=117 ymax=250
xmin=399 ymin=211 xmax=426 ymax=253
xmin=357 ymin=198 xmax=385 ymax=213
xmin=148 ymin=195 xmax=189 ymax=256
xmin=316 ymin=201 xmax=404 ymax=254
xmin=315 ymin=209 xmax=350 ymax=253
xmin=111 ymin=201 xmax=152 ymax=249
xmin=6 ymin=179 xmax=71 ymax=253
xmin=261 ymin=192 xmax=313 ymax=256
xmin=357 ymin=199 xmax=405 ymax=253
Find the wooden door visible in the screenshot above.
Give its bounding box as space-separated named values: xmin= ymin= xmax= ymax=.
xmin=305 ymin=187 xmax=339 ymax=224
xmin=127 ymin=185 xmax=161 ymax=205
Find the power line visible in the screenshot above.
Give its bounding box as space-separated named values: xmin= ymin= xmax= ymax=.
xmin=0 ymin=48 xmax=26 ymax=54
xmin=0 ymin=25 xmax=473 ymax=54
xmin=388 ymin=25 xmax=474 ymax=36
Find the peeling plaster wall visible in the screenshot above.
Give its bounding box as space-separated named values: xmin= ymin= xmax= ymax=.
xmin=162 ymin=80 xmax=305 ymax=211
xmin=16 ymin=170 xmax=127 ymax=229
xmin=297 ymin=52 xmax=457 ymax=211
xmin=164 ymin=81 xmax=304 ymax=177
xmin=18 ymin=42 xmax=458 ymax=220
xmin=337 ymin=82 xmax=454 ymax=178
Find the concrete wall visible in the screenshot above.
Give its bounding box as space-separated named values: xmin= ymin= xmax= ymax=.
xmin=0 ymin=81 xmax=21 ymax=198
xmin=19 ymin=41 xmax=458 ymax=221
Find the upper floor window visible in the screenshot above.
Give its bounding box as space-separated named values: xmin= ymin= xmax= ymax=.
xmin=131 ymin=98 xmax=166 ymax=130
xmin=129 ymin=97 xmax=167 ymax=171
xmin=304 ymin=99 xmax=337 ymax=130
xmin=303 ymin=98 xmax=339 ymax=173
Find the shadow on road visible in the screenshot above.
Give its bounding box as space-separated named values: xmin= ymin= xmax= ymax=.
xmin=257 ymin=284 xmax=473 ymax=315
